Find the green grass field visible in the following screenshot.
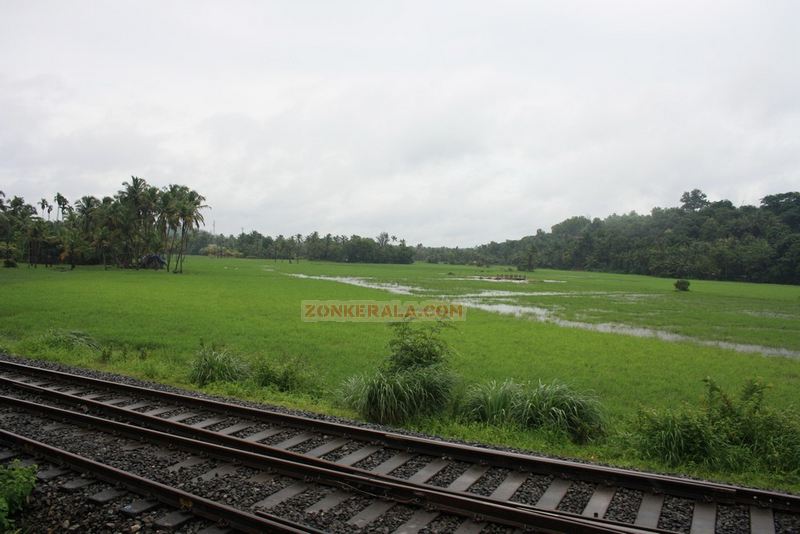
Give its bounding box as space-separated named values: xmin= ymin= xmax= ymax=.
xmin=2 ymin=257 xmax=799 ymax=490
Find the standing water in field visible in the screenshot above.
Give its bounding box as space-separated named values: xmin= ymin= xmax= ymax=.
xmin=285 ymin=273 xmax=800 ymax=359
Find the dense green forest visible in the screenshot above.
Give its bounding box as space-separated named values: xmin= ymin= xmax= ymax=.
xmin=418 ymin=190 xmax=800 ymax=284
xmin=0 ymin=177 xmax=207 ymax=272
xmin=4 ymin=184 xmax=798 ymax=284
xmin=187 ymin=230 xmax=415 ymax=264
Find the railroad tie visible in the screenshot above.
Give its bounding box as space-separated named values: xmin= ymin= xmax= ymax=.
xmin=61 ymin=477 xmax=94 ymax=492
xmin=581 ymin=485 xmax=616 ymax=519
xmin=252 ymin=482 xmax=309 ymax=509
xmin=305 ymin=490 xmax=351 ymax=513
xmin=447 ymin=464 xmax=490 ymax=492
xmin=241 ymin=428 xmax=283 ymax=442
xmin=393 ymin=509 xmax=439 ymax=534
xmin=100 ymin=397 xmax=130 ymax=406
xmin=249 ymin=472 xmax=276 ymax=484
xmin=407 ymin=457 xmax=449 ymax=484
xmin=454 ymin=519 xmax=486 ymax=534
xmin=36 ymin=466 xmax=69 ymax=481
xmin=143 ymin=406 xmax=179 ymax=417
xmin=196 ymin=463 xmax=238 ymax=481
xmin=122 ymin=401 xmax=152 ymax=411
xmin=189 ymin=417 xmax=225 ymax=429
xmin=0 ymin=449 xmax=18 ymax=461
xmin=689 ymin=502 xmax=716 ymax=534
xmin=215 ymin=422 xmax=253 ymax=436
xmin=273 ymin=432 xmax=314 ymax=450
xmin=168 ymin=455 xmax=208 ymax=472
xmin=304 ymin=437 xmax=349 ymax=458
xmin=166 ymin=411 xmax=199 ymax=423
xmin=154 ymin=510 xmax=194 ymax=529
xmin=337 ymin=445 xmax=381 ymax=466
xmin=120 ymin=499 xmax=160 ymax=516
xmin=489 ymin=471 xmax=528 ymax=501
xmin=88 ymin=488 xmax=128 ymax=504
xmin=635 ymin=493 xmax=664 ymax=528
xmin=371 ymin=452 xmax=413 ymax=475
xmin=347 ymin=500 xmax=396 ymax=528
xmin=749 ymin=506 xmax=775 ymax=534
xmin=535 ymin=478 xmax=571 ymax=510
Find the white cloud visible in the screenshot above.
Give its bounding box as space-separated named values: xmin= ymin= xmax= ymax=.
xmin=1 ymin=0 xmax=798 ymax=246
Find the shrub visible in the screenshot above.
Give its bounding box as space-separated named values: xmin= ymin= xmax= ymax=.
xmin=635 ymin=409 xmax=724 ymax=467
xmin=188 ymin=346 xmax=248 ymax=387
xmin=633 ymin=378 xmax=800 ymax=472
xmin=674 ymin=279 xmax=690 ymax=291
xmin=460 ymin=379 xmax=605 ymax=443
xmin=3 ymin=258 xmax=17 ymax=268
xmin=0 ymin=460 xmax=37 ymax=530
xmin=341 ymin=321 xmax=457 ymax=424
xmin=386 ymin=321 xmax=452 ymax=372
xmin=341 ymin=366 xmax=455 ymax=424
xmin=253 ymin=357 xmax=315 ymax=393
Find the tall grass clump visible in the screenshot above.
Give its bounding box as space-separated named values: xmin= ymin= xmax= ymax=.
xmin=39 ymin=329 xmax=101 ymax=351
xmin=188 ymin=346 xmax=248 ymax=387
xmin=253 ymin=356 xmax=317 ymax=393
xmin=460 ymin=379 xmax=605 ymax=443
xmin=341 ymin=321 xmax=457 ymax=424
xmin=341 ymin=367 xmax=455 ymax=424
xmin=634 ymin=378 xmax=800 ymax=472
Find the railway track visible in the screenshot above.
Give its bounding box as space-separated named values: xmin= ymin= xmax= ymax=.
xmin=1 ymin=358 xmax=799 ymax=533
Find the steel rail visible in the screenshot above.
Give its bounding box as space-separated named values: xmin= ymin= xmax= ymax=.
xmin=3 ymin=359 xmax=798 ymax=511
xmin=0 ymin=394 xmax=640 ymax=533
xmin=0 ymin=428 xmax=317 ymax=534
xmin=0 ymin=374 xmax=665 ymax=533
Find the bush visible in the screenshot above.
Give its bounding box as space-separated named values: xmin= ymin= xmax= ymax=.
xmin=341 ymin=366 xmax=455 ymax=424
xmin=3 ymin=258 xmax=17 ymax=268
xmin=341 ymin=321 xmax=457 ymax=424
xmin=253 ymin=357 xmax=315 ymax=393
xmin=386 ymin=321 xmax=452 ymax=372
xmin=674 ymin=279 xmax=690 ymax=291
xmin=460 ymin=379 xmax=605 ymax=443
xmin=188 ymin=346 xmax=248 ymax=387
xmin=634 ymin=378 xmax=800 ymax=472
xmin=0 ymin=460 xmax=37 ymax=530
xmin=635 ymin=409 xmax=724 ymax=467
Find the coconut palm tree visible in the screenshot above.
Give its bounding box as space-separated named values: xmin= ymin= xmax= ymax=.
xmin=174 ymin=188 xmax=207 ymax=273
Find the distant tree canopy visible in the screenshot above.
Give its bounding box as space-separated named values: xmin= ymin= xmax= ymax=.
xmin=1 ymin=178 xmax=207 ymax=272
xmin=415 ymin=191 xmax=800 ymax=285
xmin=189 ymin=230 xmax=415 ymax=264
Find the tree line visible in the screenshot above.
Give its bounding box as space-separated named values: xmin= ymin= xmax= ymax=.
xmin=0 ymin=177 xmax=207 ymax=272
xmin=188 ymin=230 xmax=414 ymax=264
xmin=416 ymin=190 xmax=800 ymax=284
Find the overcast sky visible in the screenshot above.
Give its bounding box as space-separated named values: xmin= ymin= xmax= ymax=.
xmin=1 ymin=1 xmax=798 ymax=246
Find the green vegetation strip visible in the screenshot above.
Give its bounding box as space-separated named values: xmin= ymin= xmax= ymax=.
xmin=1 ymin=257 xmax=799 ymax=492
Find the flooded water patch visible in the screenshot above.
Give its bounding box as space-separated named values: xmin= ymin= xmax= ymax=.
xmin=286 ymin=273 xmax=418 ymax=295
xmin=459 ymin=300 xmax=800 ymax=359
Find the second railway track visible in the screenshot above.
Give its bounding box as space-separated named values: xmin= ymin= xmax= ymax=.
xmin=1 ymin=357 xmax=798 ymax=533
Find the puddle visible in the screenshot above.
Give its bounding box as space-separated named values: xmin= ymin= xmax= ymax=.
xmin=742 ymin=310 xmax=797 ymax=320
xmin=445 ymin=277 xmax=529 ymax=284
xmin=286 ymin=274 xmax=417 ymax=295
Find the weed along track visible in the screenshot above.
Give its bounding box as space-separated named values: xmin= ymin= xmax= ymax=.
xmin=1 ymin=359 xmax=799 ymax=533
